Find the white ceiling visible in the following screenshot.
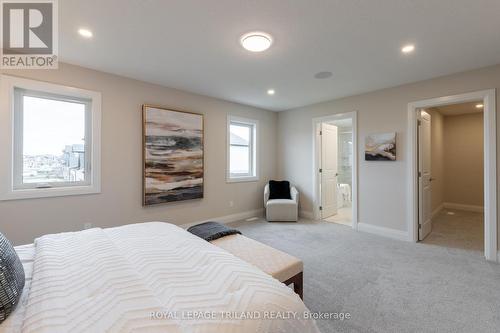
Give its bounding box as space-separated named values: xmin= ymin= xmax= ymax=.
xmin=60 ymin=0 xmax=500 ymax=111
xmin=432 ymin=102 xmax=484 ymax=116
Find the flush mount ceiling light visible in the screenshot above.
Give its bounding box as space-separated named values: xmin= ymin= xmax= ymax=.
xmin=240 ymin=32 xmax=273 ymax=52
xmin=476 ymin=103 xmax=484 ymax=108
xmin=78 ymin=28 xmax=93 ymax=38
xmin=401 ymin=44 xmax=415 ymax=54
xmin=267 ymin=89 xmax=275 ymax=95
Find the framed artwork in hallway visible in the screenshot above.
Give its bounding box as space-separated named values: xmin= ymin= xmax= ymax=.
xmin=365 ymin=132 xmax=396 ymax=161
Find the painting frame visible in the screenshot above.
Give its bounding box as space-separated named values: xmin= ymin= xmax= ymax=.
xmin=365 ymin=132 xmax=397 ymax=161
xmin=142 ymin=104 xmax=204 ymax=206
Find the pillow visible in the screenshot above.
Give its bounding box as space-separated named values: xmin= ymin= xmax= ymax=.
xmin=268 ymin=180 xmax=292 ymax=200
xmin=0 ymin=232 xmax=25 ymax=323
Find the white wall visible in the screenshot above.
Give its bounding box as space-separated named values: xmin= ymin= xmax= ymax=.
xmin=429 ymin=109 xmax=445 ymax=213
xmin=443 ymin=113 xmax=484 ymax=207
xmin=428 ymin=110 xmax=484 ymax=212
xmin=0 ymin=63 xmax=278 ymax=245
xmin=278 ymin=64 xmax=500 ymax=243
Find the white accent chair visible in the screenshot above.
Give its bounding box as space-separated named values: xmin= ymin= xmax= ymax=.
xmin=264 ymin=184 xmax=299 ymax=222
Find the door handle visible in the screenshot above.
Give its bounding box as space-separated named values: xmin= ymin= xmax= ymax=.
xmin=429 ymin=177 xmax=435 ymax=182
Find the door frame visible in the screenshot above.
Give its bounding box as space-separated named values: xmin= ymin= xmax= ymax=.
xmin=407 ymin=89 xmax=497 ymax=261
xmin=312 ymin=111 xmax=358 ymax=229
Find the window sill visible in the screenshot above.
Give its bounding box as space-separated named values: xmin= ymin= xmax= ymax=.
xmin=227 ymin=176 xmax=259 ymax=183
xmin=0 ymin=184 xmax=100 ymax=201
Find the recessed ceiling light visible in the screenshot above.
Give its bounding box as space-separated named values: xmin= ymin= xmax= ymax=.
xmin=240 ymin=32 xmax=273 ymax=52
xmin=476 ymin=103 xmax=484 ymax=109
xmin=401 ymin=44 xmax=415 ymax=54
xmin=267 ymin=89 xmax=275 ymax=95
xmin=314 ymin=71 xmax=333 ymax=79
xmin=78 ymin=28 xmax=93 ymax=38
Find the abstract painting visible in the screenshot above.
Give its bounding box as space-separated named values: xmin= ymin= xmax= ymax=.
xmin=365 ymin=132 xmax=396 ymax=161
xmin=143 ymin=105 xmax=203 ymax=205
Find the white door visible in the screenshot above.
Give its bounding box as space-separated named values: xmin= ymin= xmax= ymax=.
xmin=321 ymin=123 xmax=338 ymax=218
xmin=418 ymin=111 xmax=432 ymax=240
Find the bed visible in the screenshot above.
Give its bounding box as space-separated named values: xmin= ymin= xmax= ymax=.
xmin=1 ymin=222 xmax=319 ymax=333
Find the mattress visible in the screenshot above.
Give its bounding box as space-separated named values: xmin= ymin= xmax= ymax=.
xmin=1 ymin=223 xmax=319 ymax=333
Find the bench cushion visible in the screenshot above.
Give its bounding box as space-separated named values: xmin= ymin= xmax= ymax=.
xmin=211 ymin=234 xmax=303 ymax=283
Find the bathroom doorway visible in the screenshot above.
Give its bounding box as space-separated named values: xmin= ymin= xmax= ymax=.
xmin=312 ymin=112 xmax=358 ymax=228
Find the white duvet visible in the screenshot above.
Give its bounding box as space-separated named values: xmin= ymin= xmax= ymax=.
xmin=5 ymin=222 xmax=319 ymax=333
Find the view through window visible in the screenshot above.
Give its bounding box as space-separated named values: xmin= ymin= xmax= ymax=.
xmin=229 ymin=122 xmax=252 ymax=175
xmin=17 ymin=92 xmax=88 ymax=187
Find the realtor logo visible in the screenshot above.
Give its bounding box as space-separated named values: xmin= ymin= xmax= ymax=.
xmin=1 ymin=0 xmax=58 ymax=68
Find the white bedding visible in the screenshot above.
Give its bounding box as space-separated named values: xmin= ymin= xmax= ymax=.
xmin=4 ymin=222 xmax=319 ymax=333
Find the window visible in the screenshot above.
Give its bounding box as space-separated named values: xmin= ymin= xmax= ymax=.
xmin=14 ymin=89 xmax=91 ymax=189
xmin=227 ymin=116 xmax=258 ymax=182
xmin=0 ymin=75 xmax=101 ymax=200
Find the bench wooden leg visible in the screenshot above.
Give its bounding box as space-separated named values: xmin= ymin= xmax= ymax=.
xmin=284 ymin=272 xmax=303 ymax=300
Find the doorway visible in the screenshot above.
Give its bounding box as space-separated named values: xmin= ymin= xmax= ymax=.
xmin=408 ymin=90 xmax=497 ymax=261
xmin=312 ymin=112 xmax=358 ymax=229
xmin=418 ymin=103 xmax=485 ymax=250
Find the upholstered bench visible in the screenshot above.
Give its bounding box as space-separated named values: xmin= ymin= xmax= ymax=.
xmin=211 ymin=234 xmax=304 ymax=299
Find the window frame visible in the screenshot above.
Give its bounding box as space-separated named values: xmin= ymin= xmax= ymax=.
xmin=0 ymin=75 xmax=101 ymax=201
xmin=13 ymin=88 xmax=92 ymax=190
xmin=227 ymin=115 xmax=259 ymax=183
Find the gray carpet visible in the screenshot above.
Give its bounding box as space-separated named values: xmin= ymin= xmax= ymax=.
xmin=422 ymin=209 xmax=484 ymax=252
xmin=229 ymin=217 xmax=500 ymax=333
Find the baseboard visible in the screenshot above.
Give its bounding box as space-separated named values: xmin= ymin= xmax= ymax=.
xmin=357 ymin=223 xmax=409 ymax=241
xmin=299 ymin=210 xmax=314 ymax=220
xmin=443 ymin=202 xmax=484 ymax=213
xmin=180 ymin=208 xmax=264 ymax=229
xmin=431 ymin=204 xmax=444 ymax=219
